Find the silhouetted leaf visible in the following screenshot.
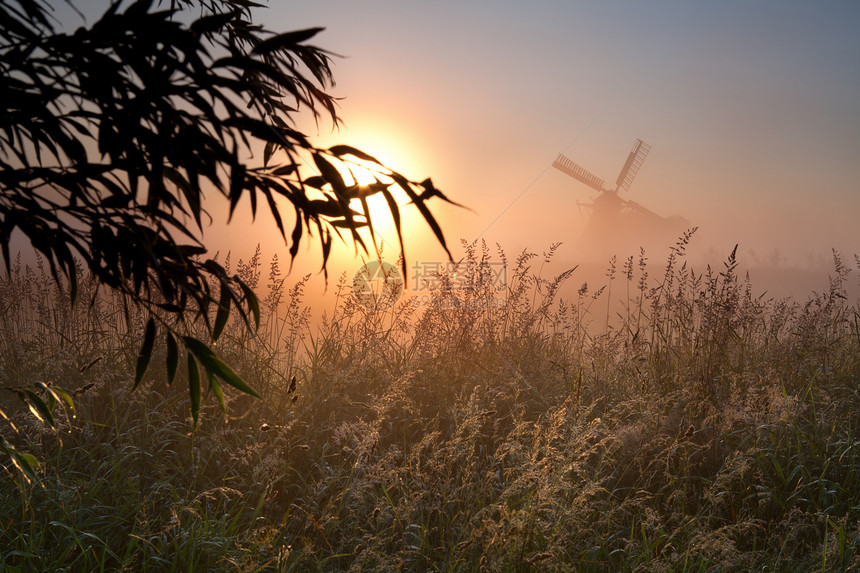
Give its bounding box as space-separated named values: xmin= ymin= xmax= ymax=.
xmin=213 ymin=284 xmax=231 ymax=341
xmin=289 ymin=215 xmax=303 ymax=262
xmin=302 ymin=175 xmax=328 ymax=189
xmin=308 ymin=199 xmax=344 ymax=218
xmin=209 ymin=374 xmax=226 ymax=416
xmin=1 ymin=437 xmax=41 ymax=487
xmin=416 ymin=177 xmax=468 ymax=208
xmin=0 ymin=0 xmax=459 ymax=429
xmin=262 ymin=187 xmax=286 ymax=238
xmin=263 ymin=141 xmax=275 ymax=167
xmin=312 ymin=153 xmax=349 ymax=196
xmin=252 ymin=27 xmax=324 ymax=55
xmin=166 ymin=331 xmax=178 ymax=385
xmin=391 ymin=173 xmax=452 ymax=260
xmin=35 ymin=381 xmax=74 ymax=419
xmin=184 ymin=336 xmax=261 ymax=398
xmin=47 ymin=386 xmax=76 ymax=418
xmin=188 ymin=353 xmax=201 ymax=429
xmin=134 ymin=317 xmax=156 ymax=389
xmin=189 ymin=12 xmax=234 ymax=35
xmin=329 ymin=218 xmax=368 ymax=229
xmin=380 ymin=186 xmax=404 ymax=262
xmin=23 ymin=390 xmax=54 ymax=429
xmin=271 ymin=163 xmax=298 ymax=176
xmin=328 ymin=145 xmax=380 ymax=163
xmin=238 ymin=281 xmax=260 ymax=328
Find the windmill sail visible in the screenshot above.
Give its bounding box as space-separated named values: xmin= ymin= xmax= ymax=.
xmin=615 ymin=139 xmax=651 ymax=192
xmin=552 ymin=136 xmax=689 ymax=259
xmin=552 ymin=153 xmax=605 ymax=192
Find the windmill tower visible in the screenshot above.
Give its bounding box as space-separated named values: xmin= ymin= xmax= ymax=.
xmin=552 ymin=139 xmax=687 ymax=257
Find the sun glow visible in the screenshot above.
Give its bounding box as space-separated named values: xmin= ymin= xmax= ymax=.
xmin=290 ymin=116 xmax=456 ymax=272
xmin=337 ymin=158 xmax=396 ymax=238
xmin=333 ymin=154 xmax=429 ymax=258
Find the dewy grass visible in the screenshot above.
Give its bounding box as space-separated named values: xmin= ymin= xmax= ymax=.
xmin=1 ymin=237 xmax=860 ymax=571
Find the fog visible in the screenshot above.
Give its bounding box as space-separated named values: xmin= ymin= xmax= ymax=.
xmin=245 ymin=0 xmax=858 ymax=312
xmin=18 ymin=0 xmax=860 ymax=314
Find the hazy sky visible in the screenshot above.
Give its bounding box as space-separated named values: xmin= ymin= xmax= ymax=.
xmin=269 ymin=0 xmax=860 ymax=270
xmin=52 ymin=1 xmax=860 ymax=289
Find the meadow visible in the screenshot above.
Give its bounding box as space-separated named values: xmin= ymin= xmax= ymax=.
xmin=1 ymin=233 xmax=859 ymax=572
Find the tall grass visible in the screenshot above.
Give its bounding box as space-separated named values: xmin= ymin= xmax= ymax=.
xmin=1 ymin=236 xmax=859 ymax=571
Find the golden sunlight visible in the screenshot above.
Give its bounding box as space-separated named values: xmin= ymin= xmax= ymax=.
xmin=340 ymin=158 xmax=400 ymax=241
xmin=338 ymin=151 xmax=442 ymax=258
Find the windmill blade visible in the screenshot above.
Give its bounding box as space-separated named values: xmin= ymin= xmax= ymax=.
xmin=552 ymin=153 xmax=605 ymax=192
xmin=615 ymin=139 xmax=651 ymax=193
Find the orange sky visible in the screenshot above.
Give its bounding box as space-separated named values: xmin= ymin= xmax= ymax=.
xmin=263 ymin=3 xmax=858 ymax=268
xmin=53 ymin=1 xmax=860 ymax=300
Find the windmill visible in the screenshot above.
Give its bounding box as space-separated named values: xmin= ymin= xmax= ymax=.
xmin=552 ymin=139 xmax=688 ymax=256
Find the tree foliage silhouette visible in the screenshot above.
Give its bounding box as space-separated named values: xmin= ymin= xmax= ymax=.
xmin=0 ymin=0 xmax=457 ymax=426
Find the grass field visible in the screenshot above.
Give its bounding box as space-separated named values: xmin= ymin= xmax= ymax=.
xmin=1 ymin=235 xmax=859 ymax=571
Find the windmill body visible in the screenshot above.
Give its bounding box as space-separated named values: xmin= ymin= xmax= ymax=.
xmin=552 ymin=139 xmax=689 ymax=258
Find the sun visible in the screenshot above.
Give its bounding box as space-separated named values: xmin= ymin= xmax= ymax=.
xmin=294 ymin=117 xmax=455 ymax=271
xmin=340 ymin=157 xmax=411 ymax=252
